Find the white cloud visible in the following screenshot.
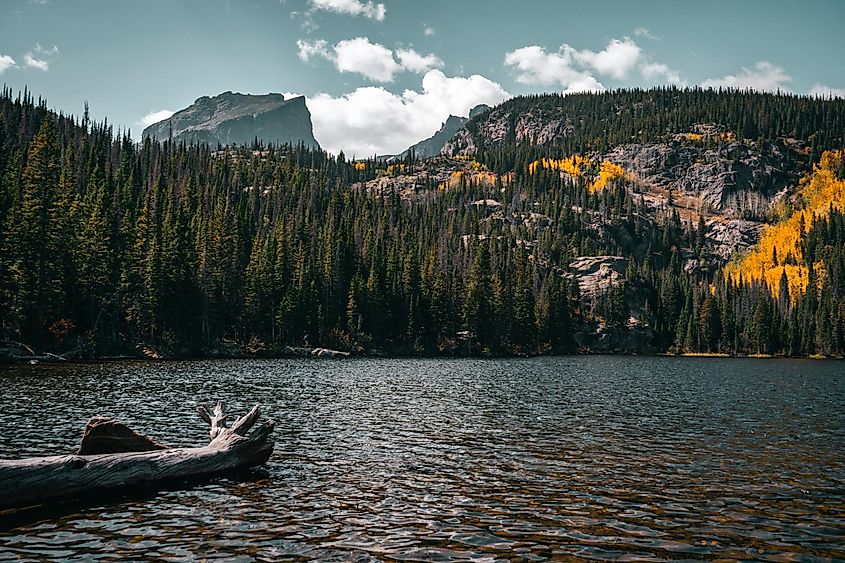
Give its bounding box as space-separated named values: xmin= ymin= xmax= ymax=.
xmin=504 ymin=45 xmax=605 ymax=94
xmin=296 ymin=38 xmax=330 ymax=62
xmin=634 ymin=27 xmax=659 ymax=40
xmin=35 ymin=44 xmax=58 ymax=55
xmin=298 ymin=37 xmax=443 ymax=82
xmin=396 ymin=48 xmax=443 ymax=73
xmin=138 ymin=109 xmax=175 ymax=128
xmin=809 ymin=84 xmax=845 ymax=99
xmin=505 ymin=37 xmax=684 ymax=92
xmin=641 ymin=62 xmax=685 ymax=86
xmin=504 ymin=38 xmax=644 ymax=92
xmin=334 ymin=37 xmax=400 ymax=82
xmin=572 ymin=37 xmax=642 ymax=80
xmin=309 ymin=0 xmax=385 ymax=21
xmin=701 ymin=61 xmax=792 ymax=92
xmin=22 ymin=44 xmax=58 ymax=71
xmin=0 ymin=55 xmax=15 ymax=74
xmin=423 ymin=25 xmax=435 ymax=36
xmin=306 ymin=69 xmax=510 ymax=156
xmin=292 ymin=10 xmax=319 ymax=33
xmin=23 ymin=54 xmax=49 ymax=71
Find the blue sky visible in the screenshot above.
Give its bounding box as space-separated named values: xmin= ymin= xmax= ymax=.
xmin=1 ymin=0 xmax=844 ymax=156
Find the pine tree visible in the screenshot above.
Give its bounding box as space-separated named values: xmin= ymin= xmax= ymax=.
xmin=10 ymin=117 xmax=63 ymax=344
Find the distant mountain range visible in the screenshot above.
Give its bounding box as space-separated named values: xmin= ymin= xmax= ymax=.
xmin=143 ymin=92 xmax=319 ymax=148
xmin=143 ymin=92 xmax=493 ymax=159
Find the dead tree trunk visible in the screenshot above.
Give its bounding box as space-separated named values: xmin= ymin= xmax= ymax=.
xmin=0 ymin=402 xmax=274 ymax=510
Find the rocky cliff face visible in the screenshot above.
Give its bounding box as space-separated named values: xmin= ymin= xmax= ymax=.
xmin=602 ymin=138 xmax=804 ymax=213
xmin=444 ymin=106 xmax=805 ymax=216
xmin=143 ymin=92 xmax=319 ymax=148
xmin=442 ymin=103 xmax=574 ymax=155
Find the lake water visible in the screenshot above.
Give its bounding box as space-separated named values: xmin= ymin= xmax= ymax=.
xmin=0 ymin=357 xmax=843 ymax=561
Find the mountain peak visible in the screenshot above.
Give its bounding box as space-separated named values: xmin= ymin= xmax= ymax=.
xmin=143 ymin=92 xmax=318 ymax=148
xmin=469 ymin=104 xmax=491 ymax=119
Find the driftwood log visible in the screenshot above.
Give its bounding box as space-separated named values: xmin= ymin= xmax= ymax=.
xmin=0 ymin=402 xmax=274 ymax=510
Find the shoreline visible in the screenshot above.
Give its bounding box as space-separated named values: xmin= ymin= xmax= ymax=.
xmin=2 ymin=348 xmax=841 ymax=365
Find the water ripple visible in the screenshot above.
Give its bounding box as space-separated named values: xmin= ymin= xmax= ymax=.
xmin=0 ymin=356 xmax=843 ymax=560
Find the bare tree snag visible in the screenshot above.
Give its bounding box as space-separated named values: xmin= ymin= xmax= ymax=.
xmin=197 ymin=401 xmax=229 ymax=439
xmin=0 ymin=403 xmax=275 ymax=510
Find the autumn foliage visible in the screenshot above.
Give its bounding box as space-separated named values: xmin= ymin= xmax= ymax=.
xmin=589 ymin=161 xmax=626 ymax=192
xmin=527 ymin=156 xmax=626 ymax=192
xmin=527 ymin=155 xmax=586 ymax=176
xmin=724 ymin=149 xmax=845 ymax=300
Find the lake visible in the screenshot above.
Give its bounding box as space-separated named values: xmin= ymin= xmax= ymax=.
xmin=0 ymin=357 xmax=843 ymax=560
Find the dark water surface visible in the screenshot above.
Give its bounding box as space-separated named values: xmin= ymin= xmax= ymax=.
xmin=0 ymin=357 xmax=843 ymax=561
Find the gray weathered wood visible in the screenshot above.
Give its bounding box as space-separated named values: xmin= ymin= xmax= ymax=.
xmin=0 ymin=403 xmax=274 ymax=509
xmin=197 ymin=400 xmax=228 ymax=439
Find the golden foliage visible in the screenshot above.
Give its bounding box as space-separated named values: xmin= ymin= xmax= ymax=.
xmin=589 ymin=161 xmax=625 ymax=192
xmin=438 ymin=170 xmax=465 ymax=190
xmin=684 ymin=131 xmax=735 ymax=143
xmin=724 ymin=149 xmax=845 ymax=300
xmin=472 ymin=171 xmax=500 ymax=186
xmin=527 ymin=155 xmax=586 ymax=176
xmin=450 ymin=155 xmax=487 ymax=171
xmin=437 ymin=169 xmax=508 ymax=190
xmin=352 ymin=162 xmax=366 ymax=171
xmin=527 ymin=156 xmax=627 ymax=192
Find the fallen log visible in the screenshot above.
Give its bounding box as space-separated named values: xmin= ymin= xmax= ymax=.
xmin=0 ymin=402 xmax=274 ymax=510
xmin=311 ymin=347 xmax=351 ymax=358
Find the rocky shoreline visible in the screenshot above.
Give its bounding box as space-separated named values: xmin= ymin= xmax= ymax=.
xmin=1 ymin=339 xmax=839 ymax=365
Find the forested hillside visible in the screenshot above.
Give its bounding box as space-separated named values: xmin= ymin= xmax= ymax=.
xmin=445 ymin=87 xmax=845 ymax=159
xmin=1 ymin=87 xmax=843 ymax=359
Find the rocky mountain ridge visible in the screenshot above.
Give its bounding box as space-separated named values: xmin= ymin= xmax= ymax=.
xmin=358 ymin=99 xmax=824 ymax=352
xmin=143 ymin=91 xmax=319 ymax=148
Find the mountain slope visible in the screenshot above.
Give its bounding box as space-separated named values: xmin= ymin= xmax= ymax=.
xmin=143 ymin=91 xmax=319 ymax=148
xmin=442 ymin=87 xmax=845 ymax=157
xmin=2 ymin=87 xmax=844 ymax=359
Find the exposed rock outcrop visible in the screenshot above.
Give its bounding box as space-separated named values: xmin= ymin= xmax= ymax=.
xmin=705 ymin=219 xmax=765 ymax=262
xmin=143 ymin=92 xmax=319 ymax=149
xmin=566 ymin=256 xmax=627 ymax=299
xmin=602 ymin=139 xmax=803 ymax=212
xmin=442 ymin=103 xmax=575 ymax=156
xmin=565 ymin=256 xmax=656 ymax=353
xmin=351 ymin=156 xmax=509 ymax=200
